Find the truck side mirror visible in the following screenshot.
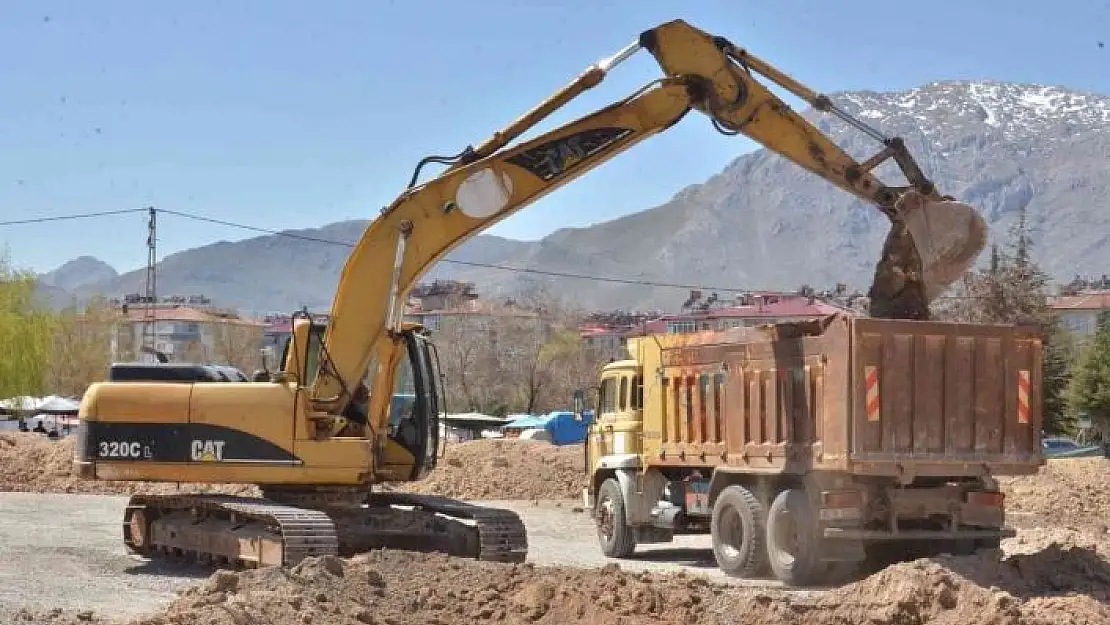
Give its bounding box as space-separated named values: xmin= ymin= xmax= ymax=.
xmin=572 ymin=389 xmax=586 ymax=421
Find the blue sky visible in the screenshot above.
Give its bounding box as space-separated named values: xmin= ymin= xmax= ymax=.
xmin=2 ymin=0 xmax=1107 ymax=274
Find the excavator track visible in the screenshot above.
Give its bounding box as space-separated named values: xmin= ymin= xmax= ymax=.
xmin=121 ymin=490 xmax=527 ymax=569
xmin=123 ymin=494 xmax=339 ymax=567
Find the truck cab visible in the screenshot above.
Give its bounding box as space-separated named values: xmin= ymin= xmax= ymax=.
xmin=585 ymin=360 xmax=645 ymax=473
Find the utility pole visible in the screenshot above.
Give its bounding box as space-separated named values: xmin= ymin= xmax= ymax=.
xmin=143 ymin=207 xmax=157 ymax=357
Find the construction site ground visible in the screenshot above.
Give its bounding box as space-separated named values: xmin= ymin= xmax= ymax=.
xmin=2 ymin=433 xmax=1110 ymax=624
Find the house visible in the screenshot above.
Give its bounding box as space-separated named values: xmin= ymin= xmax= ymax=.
xmin=1048 ymin=291 xmax=1110 ymax=338
xmin=579 ymin=326 xmax=630 ymax=361
xmin=111 ymin=302 xmax=264 ymax=366
xmin=403 ymin=298 xmax=540 ymax=335
xmin=642 ymin=292 xmax=855 ymax=335
xmin=260 ymin=312 xmax=331 ymax=357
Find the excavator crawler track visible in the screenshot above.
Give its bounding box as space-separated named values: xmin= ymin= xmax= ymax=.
xmin=121 ymin=491 xmax=528 ymax=569
xmin=123 ymin=494 xmax=339 ymax=567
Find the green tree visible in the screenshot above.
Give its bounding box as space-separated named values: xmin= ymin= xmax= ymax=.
xmin=1042 ymin=317 xmax=1076 ymax=435
xmin=0 ymin=249 xmax=57 ymax=401
xmin=1067 ymin=310 xmax=1110 ymax=439
xmin=47 ymin=295 xmax=116 ymax=397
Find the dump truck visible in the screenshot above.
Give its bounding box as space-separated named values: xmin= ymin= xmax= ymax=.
xmin=575 ymin=313 xmax=1044 ymax=586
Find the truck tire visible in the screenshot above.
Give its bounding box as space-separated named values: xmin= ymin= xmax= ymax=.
xmin=595 ymin=478 xmax=636 ymax=558
xmin=710 ymin=485 xmax=767 ymax=578
xmin=765 ymin=488 xmax=825 ymax=587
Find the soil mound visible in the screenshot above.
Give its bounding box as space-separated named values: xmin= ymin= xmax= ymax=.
xmin=14 ymin=538 xmax=1110 ymax=625
xmin=999 ymin=457 xmax=1110 ymax=533
xmin=388 ymin=438 xmax=585 ymax=501
xmin=0 ymin=432 xmax=258 ymax=496
xmin=0 ymin=433 xmax=583 ymax=501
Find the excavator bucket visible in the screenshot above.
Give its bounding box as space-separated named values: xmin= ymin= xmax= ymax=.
xmin=896 ymin=190 xmax=988 ymax=302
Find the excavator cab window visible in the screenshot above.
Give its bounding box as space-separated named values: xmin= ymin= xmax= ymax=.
xmin=277 ymin=321 xmax=326 ymax=386
xmin=390 ymin=330 xmax=441 ymax=480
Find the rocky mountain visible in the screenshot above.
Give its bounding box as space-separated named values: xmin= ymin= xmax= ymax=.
xmin=39 ymin=256 xmax=119 ymax=292
xmin=36 ymin=80 xmax=1110 ymax=313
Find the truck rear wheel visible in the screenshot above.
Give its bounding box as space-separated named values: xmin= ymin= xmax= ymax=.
xmin=595 ymin=478 xmax=636 ymax=558
xmin=710 ymin=485 xmax=767 ymax=578
xmin=766 ymin=488 xmax=825 ymax=587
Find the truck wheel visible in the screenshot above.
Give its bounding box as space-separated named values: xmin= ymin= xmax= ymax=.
xmin=765 ymin=488 xmax=825 ymax=587
xmin=710 ymin=485 xmax=767 ymax=578
xmin=595 ymin=478 xmax=636 ymax=558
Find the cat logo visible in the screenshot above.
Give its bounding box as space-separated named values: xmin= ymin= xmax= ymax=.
xmin=190 ymin=440 xmax=226 ymax=462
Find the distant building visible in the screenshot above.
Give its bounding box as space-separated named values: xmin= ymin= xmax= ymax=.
xmin=403 ymin=299 xmax=539 ymax=333
xmin=259 ymin=312 xmax=331 ymax=356
xmin=1048 ymin=291 xmax=1110 ymax=338
xmin=642 ymin=291 xmax=856 ymax=335
xmin=111 ymin=297 xmax=264 ymax=366
xmin=409 ymin=280 xmax=480 ymax=314
xmin=578 ymin=311 xmax=660 ymax=360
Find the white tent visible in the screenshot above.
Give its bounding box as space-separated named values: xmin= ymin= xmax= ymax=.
xmin=0 ymin=395 xmax=81 ymax=415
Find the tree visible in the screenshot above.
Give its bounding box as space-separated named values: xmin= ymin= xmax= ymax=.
xmin=0 ymin=250 xmax=56 ymax=400
xmin=209 ymin=320 xmax=264 ymax=374
xmin=1042 ymin=317 xmax=1077 ymax=435
xmin=430 ymin=292 xmax=608 ymax=416
xmin=47 ymin=296 xmax=116 ymax=397
xmin=1067 ymin=310 xmax=1110 ymax=439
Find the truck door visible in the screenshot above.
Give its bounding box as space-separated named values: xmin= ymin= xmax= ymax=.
xmin=589 ymin=376 xmax=618 ymax=469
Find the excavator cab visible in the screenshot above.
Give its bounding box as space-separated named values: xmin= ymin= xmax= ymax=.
xmin=278 ymin=318 xmax=442 ymax=481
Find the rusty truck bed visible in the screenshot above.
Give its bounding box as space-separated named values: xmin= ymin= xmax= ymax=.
xmin=640 ymin=313 xmax=1044 ymax=478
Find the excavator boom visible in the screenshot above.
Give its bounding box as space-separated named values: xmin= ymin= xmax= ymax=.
xmin=310 ymin=19 xmax=987 ymax=423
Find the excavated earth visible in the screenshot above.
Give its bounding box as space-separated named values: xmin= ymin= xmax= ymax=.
xmin=3 ymin=433 xmax=1110 ymax=624
xmin=386 ymin=438 xmax=585 ymax=500
xmin=7 ymin=527 xmax=1110 ymax=625
xmin=0 ymin=434 xmax=582 ymax=500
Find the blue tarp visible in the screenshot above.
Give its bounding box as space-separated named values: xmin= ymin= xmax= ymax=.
xmin=505 ymin=410 xmax=594 ymax=445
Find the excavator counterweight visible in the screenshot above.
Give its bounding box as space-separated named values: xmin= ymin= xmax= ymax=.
xmin=74 ymin=18 xmax=987 ymax=572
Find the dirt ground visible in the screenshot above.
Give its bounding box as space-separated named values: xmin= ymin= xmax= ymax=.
xmin=3 ymin=433 xmax=1110 ymax=624
xmin=8 ymin=526 xmax=1109 ymax=625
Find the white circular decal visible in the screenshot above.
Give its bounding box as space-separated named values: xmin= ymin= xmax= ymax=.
xmin=455 ymin=168 xmax=514 ymax=220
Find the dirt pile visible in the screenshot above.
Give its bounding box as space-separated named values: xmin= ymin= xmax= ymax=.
xmin=14 ymin=531 xmax=1110 ymax=625
xmin=1 ymin=433 xmax=582 ymax=501
xmin=800 ymin=527 xmax=1110 ymax=625
xmin=0 ymin=432 xmax=259 ymax=496
xmin=388 ymin=438 xmax=585 ymax=501
xmin=999 ymin=457 xmax=1110 ymax=533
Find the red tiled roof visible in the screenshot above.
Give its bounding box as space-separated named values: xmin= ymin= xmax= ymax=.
xmin=655 ymin=298 xmax=847 ymax=321
xmin=118 ymin=307 xmax=263 ymax=326
xmin=1048 ymin=293 xmax=1110 ymax=311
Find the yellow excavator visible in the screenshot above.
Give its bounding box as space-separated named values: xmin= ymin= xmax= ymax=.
xmin=74 ymin=19 xmax=987 ymax=569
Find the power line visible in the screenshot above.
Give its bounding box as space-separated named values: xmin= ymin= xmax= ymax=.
xmin=159 ymin=208 xmax=999 ymax=301
xmin=0 ymin=205 xmax=1032 ymax=301
xmin=0 ymin=207 xmax=148 ymax=227
xmin=158 ymin=209 xmax=813 ymax=293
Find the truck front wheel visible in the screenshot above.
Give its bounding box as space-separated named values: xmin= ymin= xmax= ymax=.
xmin=766 ymin=488 xmax=825 ymax=586
xmin=710 ymin=484 xmax=767 ymax=578
xmin=595 ymin=478 xmax=636 ymax=558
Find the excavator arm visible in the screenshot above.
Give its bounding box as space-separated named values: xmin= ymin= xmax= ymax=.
xmin=308 ymin=19 xmax=987 ymax=428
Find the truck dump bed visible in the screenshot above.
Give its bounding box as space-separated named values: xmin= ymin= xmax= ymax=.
xmin=639 ymin=313 xmax=1044 ymax=478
